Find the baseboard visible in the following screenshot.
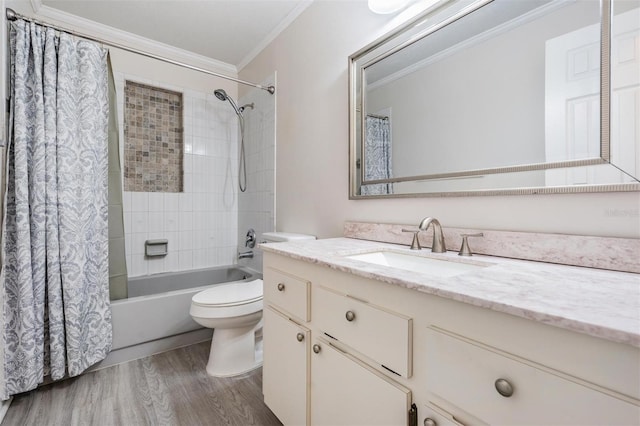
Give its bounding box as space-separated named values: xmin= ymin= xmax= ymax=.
xmin=0 ymin=398 xmax=13 ymax=424
xmin=87 ymin=328 xmax=213 ymax=372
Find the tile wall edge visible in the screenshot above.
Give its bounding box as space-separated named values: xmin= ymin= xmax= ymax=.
xmin=343 ymin=221 xmax=640 ymax=274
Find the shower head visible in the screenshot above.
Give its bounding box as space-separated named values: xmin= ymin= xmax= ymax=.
xmin=214 ymin=89 xmax=241 ymax=116
xmin=214 ymin=89 xmax=227 ymax=101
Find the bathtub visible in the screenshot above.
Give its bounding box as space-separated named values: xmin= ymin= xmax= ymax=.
xmin=97 ymin=265 xmax=261 ymax=368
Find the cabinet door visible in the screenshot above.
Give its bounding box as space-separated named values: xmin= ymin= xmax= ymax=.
xmin=311 ymin=338 xmax=411 ymax=426
xmin=263 ymin=307 xmax=309 ymax=426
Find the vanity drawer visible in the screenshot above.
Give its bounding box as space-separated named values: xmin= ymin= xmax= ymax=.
xmin=314 ymin=286 xmax=412 ymax=377
xmin=264 ymin=267 xmax=310 ymax=322
xmin=425 ymin=327 xmax=640 ymax=425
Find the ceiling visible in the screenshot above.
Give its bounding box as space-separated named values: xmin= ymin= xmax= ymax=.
xmin=38 ymin=0 xmax=312 ymax=69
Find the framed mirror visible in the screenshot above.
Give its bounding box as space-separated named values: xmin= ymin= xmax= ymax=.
xmin=349 ymin=0 xmax=640 ymax=198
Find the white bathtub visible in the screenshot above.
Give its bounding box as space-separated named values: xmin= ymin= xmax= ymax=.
xmin=96 ymin=265 xmax=261 ymax=369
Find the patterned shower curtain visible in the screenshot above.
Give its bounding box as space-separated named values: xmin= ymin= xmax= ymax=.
xmin=361 ymin=115 xmax=393 ymax=195
xmin=0 ymin=20 xmax=112 ymax=400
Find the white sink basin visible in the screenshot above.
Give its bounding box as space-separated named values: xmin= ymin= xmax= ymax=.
xmin=345 ymin=251 xmax=488 ymax=277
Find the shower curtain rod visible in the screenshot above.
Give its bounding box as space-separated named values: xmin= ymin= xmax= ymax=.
xmin=366 ymin=113 xmax=389 ymax=120
xmin=4 ymin=8 xmax=276 ymax=95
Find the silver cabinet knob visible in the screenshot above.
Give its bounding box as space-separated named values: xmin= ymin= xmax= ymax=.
xmin=424 ymin=419 xmax=437 ymax=426
xmin=312 ymin=344 xmax=321 ymax=354
xmin=495 ymin=378 xmax=514 ymax=397
xmin=345 ymin=310 xmax=356 ymax=322
xmin=296 ymin=333 xmax=304 ymax=342
xmin=277 ymin=282 xmax=285 ymax=291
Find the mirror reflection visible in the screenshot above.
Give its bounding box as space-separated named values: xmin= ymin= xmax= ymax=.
xmin=351 ymin=0 xmax=640 ymax=197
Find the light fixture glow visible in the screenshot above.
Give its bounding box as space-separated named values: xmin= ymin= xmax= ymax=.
xmin=368 ymin=0 xmax=412 ymax=14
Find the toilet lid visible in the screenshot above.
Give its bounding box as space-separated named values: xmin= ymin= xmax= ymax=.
xmin=192 ymin=279 xmax=263 ymax=307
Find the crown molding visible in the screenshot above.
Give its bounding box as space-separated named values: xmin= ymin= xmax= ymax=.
xmin=237 ymin=0 xmax=313 ymax=71
xmin=29 ymin=0 xmax=41 ymax=13
xmin=26 ymin=2 xmax=238 ymax=77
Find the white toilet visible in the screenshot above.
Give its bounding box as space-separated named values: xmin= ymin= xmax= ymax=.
xmin=190 ymin=231 xmax=315 ymax=377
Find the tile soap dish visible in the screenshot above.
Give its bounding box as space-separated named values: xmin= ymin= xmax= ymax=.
xmin=145 ymin=239 xmax=168 ymax=257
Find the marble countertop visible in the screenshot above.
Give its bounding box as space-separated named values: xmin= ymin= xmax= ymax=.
xmin=261 ymin=237 xmax=640 ymax=348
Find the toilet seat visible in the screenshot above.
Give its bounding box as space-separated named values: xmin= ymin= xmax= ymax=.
xmin=192 ymin=279 xmax=263 ymax=307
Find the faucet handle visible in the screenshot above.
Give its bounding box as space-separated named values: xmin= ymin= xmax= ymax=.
xmin=245 ymin=228 xmax=256 ymax=248
xmin=458 ymin=233 xmax=484 ymax=256
xmin=401 ymin=229 xmax=422 ymax=250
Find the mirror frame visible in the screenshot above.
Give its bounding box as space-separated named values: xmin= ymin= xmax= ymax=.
xmin=348 ymin=0 xmax=640 ymax=198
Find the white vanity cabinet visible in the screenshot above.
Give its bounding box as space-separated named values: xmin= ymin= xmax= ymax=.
xmin=262 ymin=251 xmax=640 ymax=426
xmin=263 ymin=264 xmax=415 ymax=426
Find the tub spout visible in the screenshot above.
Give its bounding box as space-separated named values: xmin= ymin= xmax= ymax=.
xmin=238 ymin=250 xmax=254 ymax=260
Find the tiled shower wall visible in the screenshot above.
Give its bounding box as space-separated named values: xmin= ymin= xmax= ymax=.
xmin=237 ymin=76 xmax=276 ymax=272
xmin=116 ymin=73 xmax=239 ymax=277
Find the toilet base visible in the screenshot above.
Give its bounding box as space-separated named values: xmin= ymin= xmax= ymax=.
xmin=205 ymin=324 xmax=263 ymax=377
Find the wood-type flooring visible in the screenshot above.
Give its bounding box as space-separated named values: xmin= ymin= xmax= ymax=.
xmin=2 ymin=341 xmax=282 ymax=426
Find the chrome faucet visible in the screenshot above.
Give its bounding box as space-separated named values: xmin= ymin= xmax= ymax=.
xmin=238 ymin=250 xmax=254 ymax=260
xmin=245 ymin=228 xmax=256 ymax=248
xmin=418 ymin=217 xmax=447 ymax=253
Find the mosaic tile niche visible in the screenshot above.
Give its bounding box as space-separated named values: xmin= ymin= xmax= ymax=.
xmin=124 ymin=81 xmax=184 ymax=192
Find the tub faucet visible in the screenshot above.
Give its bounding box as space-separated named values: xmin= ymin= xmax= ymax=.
xmin=238 ymin=250 xmax=254 ymax=260
xmin=418 ymin=217 xmax=447 ymax=253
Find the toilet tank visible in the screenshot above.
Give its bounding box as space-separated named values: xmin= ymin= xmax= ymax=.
xmin=261 ymin=232 xmax=316 ymax=243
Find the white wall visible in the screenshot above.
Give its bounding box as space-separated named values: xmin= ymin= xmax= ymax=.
xmin=239 ymin=0 xmax=640 ymax=239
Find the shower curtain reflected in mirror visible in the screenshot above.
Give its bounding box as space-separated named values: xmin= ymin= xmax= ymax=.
xmin=1 ymin=19 xmax=112 ymax=400
xmin=361 ymin=115 xmax=393 ymax=195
